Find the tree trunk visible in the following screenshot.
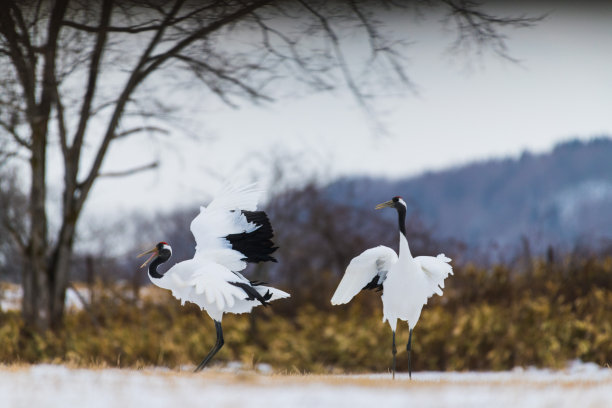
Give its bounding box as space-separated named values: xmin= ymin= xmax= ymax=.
xmin=22 ymin=126 xmax=51 ymax=332
xmin=22 ymin=151 xmax=82 ymax=331
xmin=48 ymin=218 xmax=78 ymax=329
xmin=22 ymin=162 xmax=80 ymax=331
xmin=17 ymin=0 xmax=69 ymax=333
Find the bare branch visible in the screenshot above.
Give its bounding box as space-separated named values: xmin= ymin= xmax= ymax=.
xmin=10 ymin=0 xmax=37 ymax=69
xmin=77 ymin=0 xmax=272 ymax=212
xmin=442 ymin=0 xmax=545 ymax=61
xmin=251 ymin=11 xmax=334 ymax=91
xmin=296 ymin=0 xmax=368 ymax=109
xmin=97 ymin=161 xmax=159 ymax=179
xmin=0 ymin=117 xmax=31 ymax=149
xmin=175 ymin=53 xmax=273 ymax=105
xmin=347 ymin=0 xmax=415 ymax=91
xmin=114 ymin=126 xmax=169 ymax=139
xmin=61 ymin=19 xmax=161 ymax=34
xmin=54 ymin=84 xmax=69 ymax=157
xmin=348 ymin=0 xmax=379 ymax=58
xmin=140 ymin=0 xmax=271 ymax=79
xmin=90 ymin=99 xmax=120 ymax=117
xmin=74 ymin=0 xmax=188 ymax=210
xmin=0 ymin=149 xmax=28 ymax=164
xmin=70 ymin=0 xmax=114 ymax=160
xmin=62 ymin=2 xmax=221 ymax=33
xmin=0 ymin=1 xmax=39 ymax=117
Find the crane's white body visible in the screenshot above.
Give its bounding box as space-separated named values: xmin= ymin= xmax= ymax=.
xmin=149 ymin=184 xmax=289 ymax=321
xmin=331 ymin=232 xmax=452 ymax=332
xmin=382 ymin=233 xmax=452 ymax=331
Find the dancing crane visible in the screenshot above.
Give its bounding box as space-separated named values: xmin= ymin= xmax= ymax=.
xmin=138 ymin=184 xmax=289 ymax=372
xmin=331 ymin=196 xmax=452 ymax=379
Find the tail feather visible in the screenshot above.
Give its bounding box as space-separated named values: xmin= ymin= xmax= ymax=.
xmin=256 ymin=285 xmax=290 ymax=301
xmin=416 ymin=254 xmax=453 ymax=298
xmin=229 ymin=281 xmax=272 ymax=306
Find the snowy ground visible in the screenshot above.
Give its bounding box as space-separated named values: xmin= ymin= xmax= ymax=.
xmin=0 ymin=283 xmax=89 ymax=311
xmin=1 ymin=362 xmax=610 ymax=408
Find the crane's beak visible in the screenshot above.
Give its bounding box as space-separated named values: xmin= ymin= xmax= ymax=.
xmin=137 ymin=247 xmax=158 ymax=269
xmin=375 ymin=200 xmax=394 ymax=210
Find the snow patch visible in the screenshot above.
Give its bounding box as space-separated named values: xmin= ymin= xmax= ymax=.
xmin=0 ymin=364 xmax=610 ymax=408
xmin=0 ymin=284 xmax=89 ymax=311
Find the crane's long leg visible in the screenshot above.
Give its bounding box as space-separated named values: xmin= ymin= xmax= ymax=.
xmin=194 ymin=320 xmax=224 ymax=373
xmin=406 ymin=328 xmax=413 ymax=380
xmin=392 ymin=330 xmax=397 ymax=380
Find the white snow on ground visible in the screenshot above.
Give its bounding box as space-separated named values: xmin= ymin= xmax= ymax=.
xmin=0 ymin=363 xmax=610 ymax=408
xmin=0 ymin=284 xmax=22 ymax=311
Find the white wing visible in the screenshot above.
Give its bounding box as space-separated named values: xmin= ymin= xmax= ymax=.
xmin=414 ymin=253 xmax=453 ymax=297
xmin=331 ymin=245 xmax=398 ymax=305
xmin=206 ymin=183 xmax=262 ymax=212
xmin=189 ymin=184 xmax=263 ymax=271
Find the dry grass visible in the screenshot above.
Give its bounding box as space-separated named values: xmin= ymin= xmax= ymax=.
xmin=1 ymin=255 xmax=611 ymax=374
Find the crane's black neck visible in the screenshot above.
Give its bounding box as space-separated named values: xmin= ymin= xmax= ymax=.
xmin=396 ymin=204 xmax=407 ymax=237
xmin=148 ymin=251 xmax=171 ymax=279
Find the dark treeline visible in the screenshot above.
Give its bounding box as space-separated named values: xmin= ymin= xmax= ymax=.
xmin=326 ymin=137 xmax=612 ymax=256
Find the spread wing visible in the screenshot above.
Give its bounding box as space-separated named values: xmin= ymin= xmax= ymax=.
xmin=190 ymin=183 xmax=262 ymax=250
xmin=331 ymin=245 xmax=398 ymax=305
xmin=414 ymin=253 xmax=453 ymax=297
xmin=189 ymin=184 xmax=276 ymax=271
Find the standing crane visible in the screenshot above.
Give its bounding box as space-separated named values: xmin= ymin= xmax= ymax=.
xmin=331 ymin=196 xmax=453 ymax=379
xmin=138 ymin=184 xmax=289 ymax=372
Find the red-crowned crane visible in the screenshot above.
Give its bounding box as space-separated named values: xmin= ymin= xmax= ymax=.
xmin=138 ymin=184 xmax=289 ymax=372
xmin=331 ymin=196 xmax=453 ymax=379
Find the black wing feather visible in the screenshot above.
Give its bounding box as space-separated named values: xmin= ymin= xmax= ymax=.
xmin=362 ymin=275 xmax=384 ymax=292
xmin=225 ymin=211 xmax=278 ymax=263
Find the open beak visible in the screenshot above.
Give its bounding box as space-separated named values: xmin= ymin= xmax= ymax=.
xmin=137 ymin=247 xmax=158 ymax=269
xmin=375 ymin=200 xmax=394 ymax=210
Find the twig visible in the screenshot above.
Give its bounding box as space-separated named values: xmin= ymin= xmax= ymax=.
xmin=97 ymin=161 xmax=159 ymax=179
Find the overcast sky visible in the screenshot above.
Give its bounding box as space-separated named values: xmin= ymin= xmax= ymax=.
xmin=80 ymin=2 xmax=612 ymax=219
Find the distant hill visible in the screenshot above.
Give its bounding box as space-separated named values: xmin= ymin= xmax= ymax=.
xmin=326 ymin=137 xmax=612 ymax=253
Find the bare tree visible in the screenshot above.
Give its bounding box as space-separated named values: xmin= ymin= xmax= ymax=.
xmin=0 ymin=0 xmax=539 ymax=331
